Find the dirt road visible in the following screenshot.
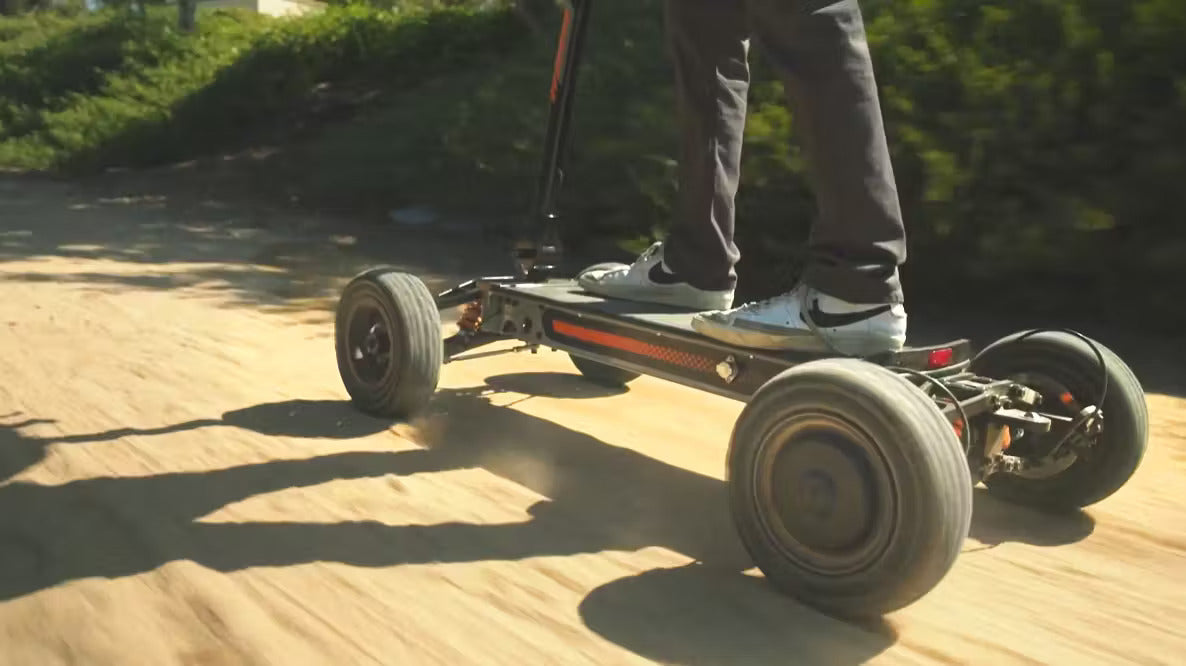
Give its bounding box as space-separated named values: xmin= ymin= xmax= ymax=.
xmin=1 ymin=173 xmax=1184 ymax=665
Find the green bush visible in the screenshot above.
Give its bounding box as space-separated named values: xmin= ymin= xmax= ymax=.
xmin=860 ymin=0 xmax=1186 ymax=315
xmin=0 ymin=2 xmax=525 ymax=170
xmin=287 ymin=0 xmax=1186 ymax=320
xmin=0 ymin=0 xmax=1183 ymax=327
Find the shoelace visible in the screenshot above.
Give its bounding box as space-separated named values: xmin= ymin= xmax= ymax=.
xmin=601 ymin=241 xmax=662 ymax=277
xmin=731 ymin=290 xmax=795 ymax=314
xmin=592 ymin=241 xmax=660 ymax=280
xmin=636 ymin=241 xmax=662 ymax=264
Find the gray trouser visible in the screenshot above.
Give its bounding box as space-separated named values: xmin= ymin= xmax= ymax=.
xmin=660 ymin=0 xmax=906 ymax=304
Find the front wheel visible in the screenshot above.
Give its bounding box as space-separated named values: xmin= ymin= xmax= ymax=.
xmin=335 ymin=267 xmax=442 ymax=419
xmin=727 ymin=358 xmax=972 ymax=619
xmin=971 ymin=330 xmax=1148 ymax=511
xmin=570 ymin=261 xmax=641 ymax=387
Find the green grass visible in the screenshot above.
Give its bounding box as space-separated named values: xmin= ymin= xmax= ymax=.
xmin=0 ymin=2 xmax=526 ymax=172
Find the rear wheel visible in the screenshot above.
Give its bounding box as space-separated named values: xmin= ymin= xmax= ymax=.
xmin=971 ymin=330 xmax=1148 ymax=511
xmin=335 ymin=267 xmax=442 ymax=418
xmin=570 ymin=261 xmax=641 ymax=387
xmin=727 ymin=358 xmax=972 ymax=619
xmin=568 ymin=353 xmax=641 ymax=387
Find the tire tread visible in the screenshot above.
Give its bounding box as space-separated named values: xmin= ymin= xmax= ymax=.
xmin=335 ymin=267 xmax=442 ymax=419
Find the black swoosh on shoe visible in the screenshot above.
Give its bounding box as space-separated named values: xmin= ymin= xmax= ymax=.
xmin=647 ymin=261 xmax=685 ymax=285
xmin=803 ymin=299 xmax=892 ymax=328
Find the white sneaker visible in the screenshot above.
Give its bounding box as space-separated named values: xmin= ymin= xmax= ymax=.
xmin=691 ymin=283 xmax=907 ymax=356
xmin=577 ymin=241 xmax=734 ymax=311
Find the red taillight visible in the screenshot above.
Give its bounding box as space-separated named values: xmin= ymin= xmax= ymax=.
xmin=927 ymin=348 xmax=954 ymax=369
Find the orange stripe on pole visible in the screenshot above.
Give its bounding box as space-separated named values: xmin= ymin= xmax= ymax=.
xmin=549 ymin=9 xmax=573 ymax=104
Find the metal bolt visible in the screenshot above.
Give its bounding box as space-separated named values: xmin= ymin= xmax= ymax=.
xmin=716 ymin=355 xmax=739 ymax=384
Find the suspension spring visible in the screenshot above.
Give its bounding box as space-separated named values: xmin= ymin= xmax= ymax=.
xmin=457 ymin=300 xmax=483 ymax=333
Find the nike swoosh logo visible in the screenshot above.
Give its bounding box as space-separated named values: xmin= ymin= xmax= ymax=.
xmin=803 ymin=299 xmax=891 ymax=328
xmin=648 ymin=261 xmax=684 ymax=285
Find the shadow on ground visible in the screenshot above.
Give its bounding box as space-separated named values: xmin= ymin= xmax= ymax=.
xmin=0 ymin=375 xmax=1099 ymax=664
xmin=0 ymin=400 xmax=393 ymax=482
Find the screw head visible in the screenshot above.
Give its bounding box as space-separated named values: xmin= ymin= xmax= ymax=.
xmin=716 ymin=356 xmax=738 ymax=383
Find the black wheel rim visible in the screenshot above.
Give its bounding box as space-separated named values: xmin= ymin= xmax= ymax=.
xmin=343 ymin=293 xmax=400 ymax=388
xmin=752 ymin=412 xmax=897 ymax=577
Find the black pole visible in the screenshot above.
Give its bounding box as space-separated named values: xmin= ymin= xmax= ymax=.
xmin=514 ymin=0 xmax=593 ymax=280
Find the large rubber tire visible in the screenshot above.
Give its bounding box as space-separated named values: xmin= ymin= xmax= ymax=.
xmin=971 ymin=330 xmax=1148 ymax=511
xmin=335 ymin=267 xmax=442 ymax=419
xmin=727 ymin=358 xmax=972 ymax=619
xmin=568 ymin=353 xmax=641 ymax=387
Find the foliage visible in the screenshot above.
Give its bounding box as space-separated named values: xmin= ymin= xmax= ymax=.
xmin=861 ymin=0 xmax=1186 ymax=314
xmin=0 ymin=2 xmax=525 ymax=171
xmin=0 ymin=0 xmax=1184 ymax=326
xmin=288 ymin=0 xmax=1186 ymax=319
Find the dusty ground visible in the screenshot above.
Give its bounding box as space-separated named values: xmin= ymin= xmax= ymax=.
xmin=1 ymin=173 xmax=1184 ymax=665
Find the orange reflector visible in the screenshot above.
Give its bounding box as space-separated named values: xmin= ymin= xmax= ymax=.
xmin=999 ymin=426 xmax=1011 ymax=451
xmin=550 ymin=319 xmax=715 ymax=371
xmin=549 ymin=9 xmax=574 ymax=103
xmin=928 ymin=348 xmax=954 ymax=368
xmin=953 ymin=418 xmax=965 ymax=439
xmin=1059 ymin=392 xmax=1074 ymax=406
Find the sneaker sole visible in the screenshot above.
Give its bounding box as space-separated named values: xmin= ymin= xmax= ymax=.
xmin=577 ymin=275 xmax=733 ymax=311
xmin=690 ymin=315 xmax=905 ymax=357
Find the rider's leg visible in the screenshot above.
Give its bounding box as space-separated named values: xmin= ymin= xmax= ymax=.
xmin=579 ymin=0 xmax=908 ymax=356
xmin=690 ymin=0 xmax=909 ymax=355
xmin=577 ymin=0 xmax=746 ymax=311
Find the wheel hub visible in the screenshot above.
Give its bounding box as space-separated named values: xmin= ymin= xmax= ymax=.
xmin=756 ymin=415 xmax=894 ymax=576
xmin=772 ymin=433 xmax=877 ymax=553
xmin=796 ymin=469 xmax=837 ymax=519
xmin=363 ymin=323 xmax=384 ymax=356
xmin=345 ymin=300 xmax=397 ymax=386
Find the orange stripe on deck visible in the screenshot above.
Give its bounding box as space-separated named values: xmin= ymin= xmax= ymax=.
xmin=550 ymin=320 xmax=716 ymax=372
